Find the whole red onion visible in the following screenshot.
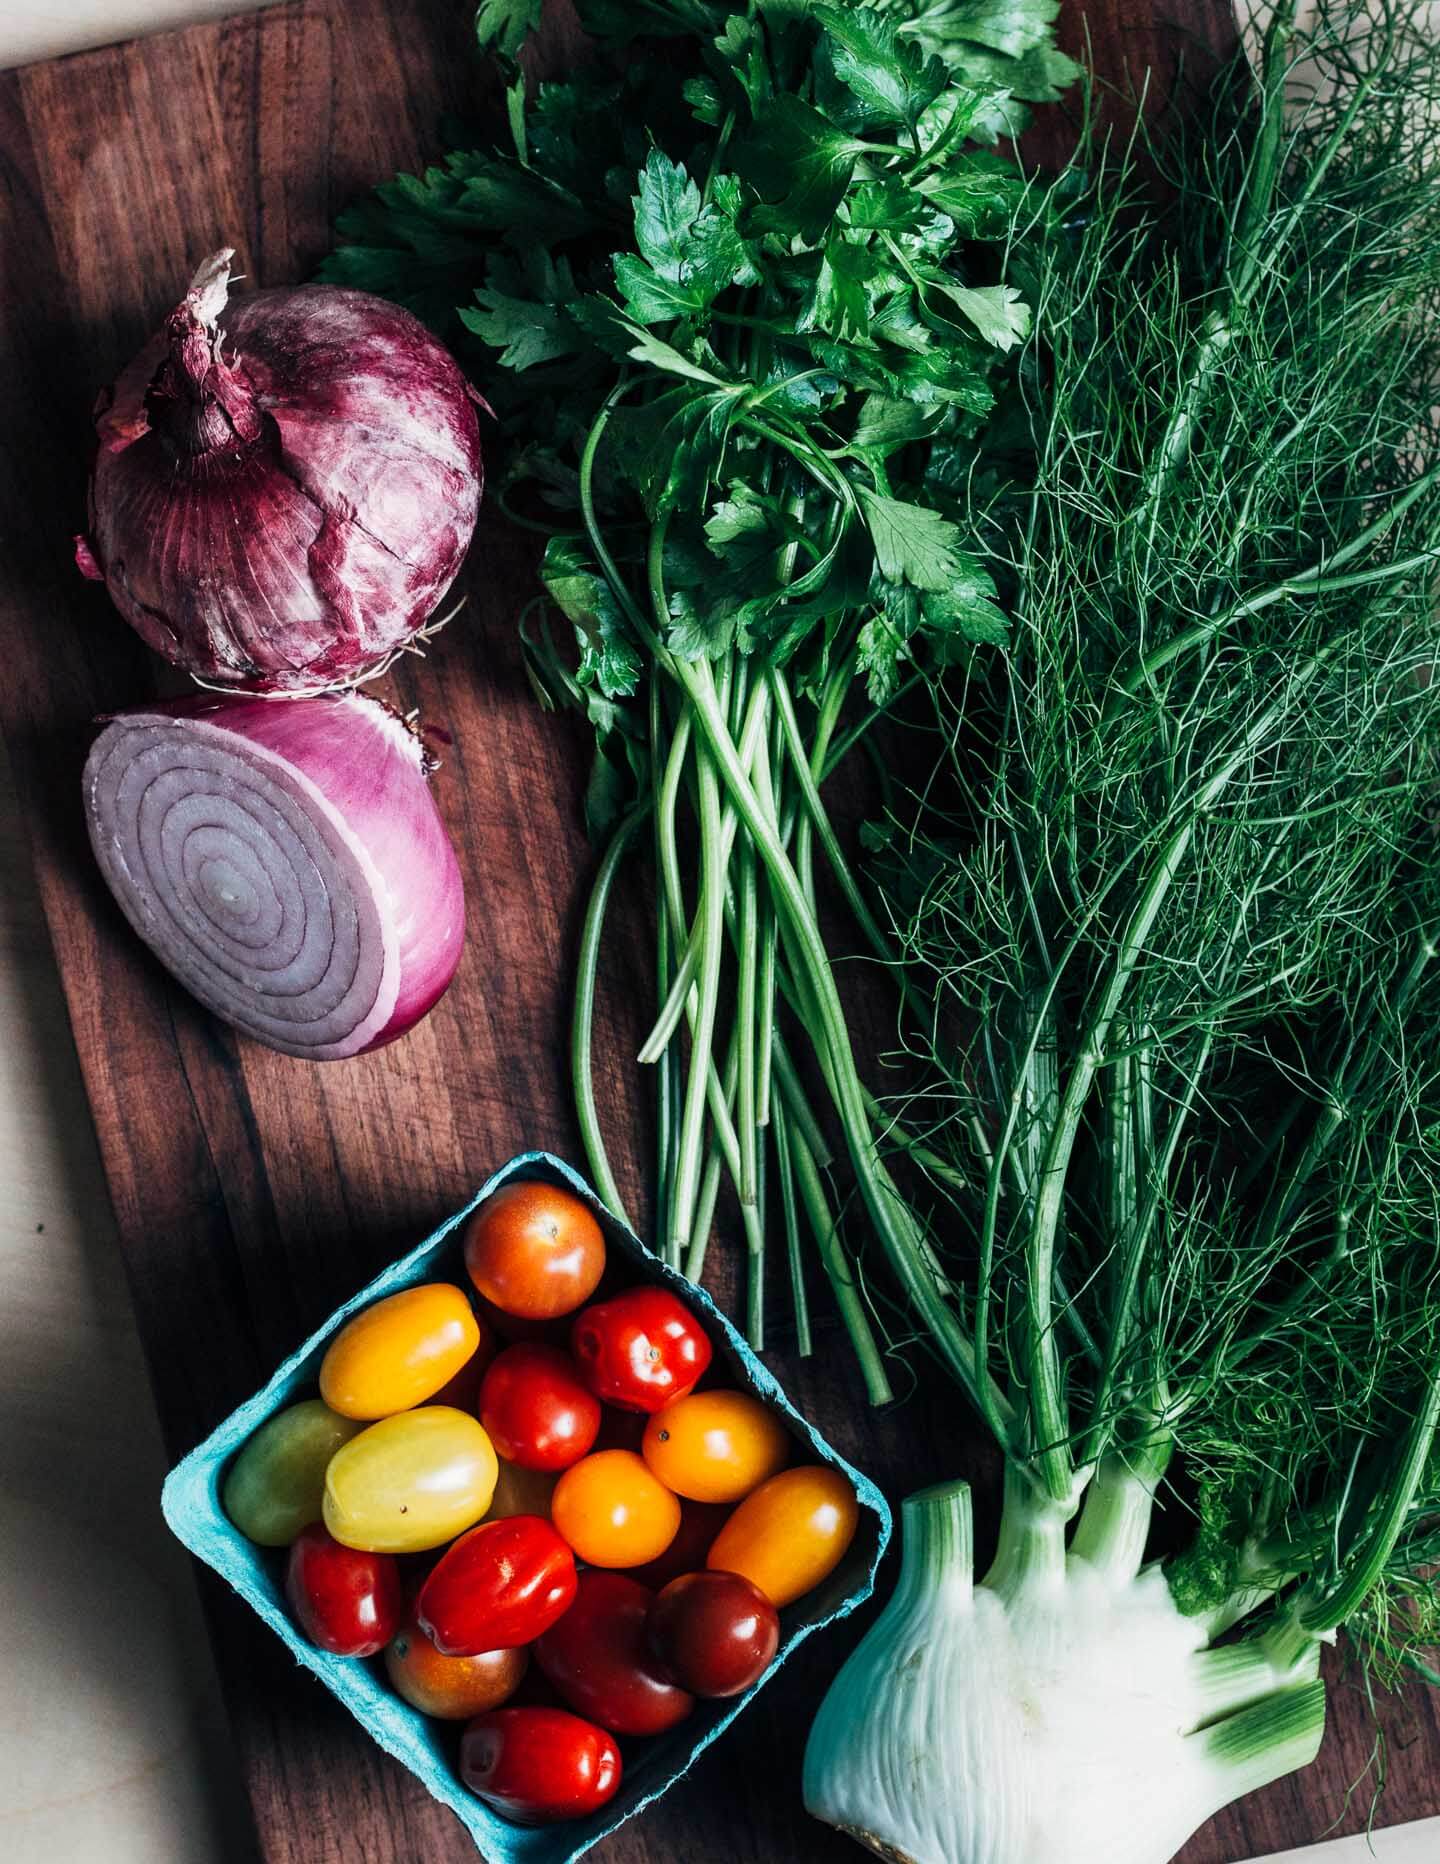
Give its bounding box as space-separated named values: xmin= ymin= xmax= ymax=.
xmin=76 ymin=250 xmax=483 ymax=693
xmin=83 ymin=691 xmax=465 ymax=1059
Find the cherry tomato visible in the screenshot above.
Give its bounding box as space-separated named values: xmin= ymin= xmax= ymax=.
xmin=535 ymin=1571 xmax=694 ymax=1736
xmin=641 ymin=1390 xmax=790 ymax=1503
xmin=319 ymin=1283 xmax=482 ymax=1420
xmin=480 ymin=1344 xmax=601 ymax=1472
xmin=323 ymin=1407 xmax=497 ymax=1553
xmin=550 ymin=1449 xmax=681 ymax=1568
xmin=647 ymin=1570 xmax=780 ymax=1698
xmin=706 ymin=1464 xmax=859 ymax=1606
xmin=460 ymin=1707 xmax=621 ymax=1825
xmin=284 ymin=1523 xmax=402 ymax=1657
xmin=418 ymin=1514 xmax=577 ymax=1656
xmin=627 ymin=1498 xmax=731 ymax=1590
xmin=484 ymin=1457 xmax=559 ymax=1522
xmin=463 ymin=1181 xmax=606 ymax=1321
xmin=223 ymin=1399 xmax=360 ymax=1547
xmin=383 ymin=1611 xmax=527 ymax=1720
xmin=570 ymin=1288 xmax=713 ymax=1414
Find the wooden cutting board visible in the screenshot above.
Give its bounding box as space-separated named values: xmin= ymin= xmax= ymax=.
xmin=2 ymin=2 xmax=1437 ymax=1860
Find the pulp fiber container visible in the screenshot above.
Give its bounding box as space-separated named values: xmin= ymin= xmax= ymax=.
xmin=162 ymin=1150 xmax=892 ymax=1863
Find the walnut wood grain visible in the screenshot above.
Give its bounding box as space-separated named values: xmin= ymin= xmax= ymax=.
xmin=0 ymin=2 xmax=1436 ymax=1860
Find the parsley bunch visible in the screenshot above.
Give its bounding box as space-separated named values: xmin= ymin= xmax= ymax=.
xmin=325 ymin=0 xmax=1075 ymax=1384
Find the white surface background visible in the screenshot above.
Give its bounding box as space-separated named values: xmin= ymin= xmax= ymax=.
xmin=0 ymin=3 xmax=1437 ymax=1863
xmin=0 ymin=0 xmax=278 ymax=67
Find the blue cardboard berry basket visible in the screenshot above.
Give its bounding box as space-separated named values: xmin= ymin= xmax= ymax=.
xmin=161 ymin=1151 xmax=892 ymax=1864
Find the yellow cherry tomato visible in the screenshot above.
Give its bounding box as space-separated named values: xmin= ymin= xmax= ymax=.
xmin=642 ymin=1390 xmax=790 ymax=1503
xmin=323 ymin=1407 xmax=498 ymax=1553
xmin=222 ymin=1399 xmax=361 ymax=1547
xmin=319 ymin=1283 xmax=482 ymax=1420
xmin=706 ymin=1465 xmax=859 ymax=1606
xmin=551 ymin=1449 xmax=681 ymax=1568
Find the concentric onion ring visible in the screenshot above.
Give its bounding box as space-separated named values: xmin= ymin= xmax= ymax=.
xmin=84 ymin=691 xmax=465 ymax=1060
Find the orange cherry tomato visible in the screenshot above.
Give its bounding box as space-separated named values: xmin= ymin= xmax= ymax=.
xmin=550 ymin=1449 xmax=680 ymax=1568
xmin=319 ymin=1283 xmax=481 ymax=1420
xmin=463 ymin=1181 xmax=606 ymax=1321
xmin=706 ymin=1464 xmax=859 ymax=1606
xmin=383 ymin=1612 xmax=527 ymax=1720
xmin=641 ymin=1390 xmax=790 ymax=1503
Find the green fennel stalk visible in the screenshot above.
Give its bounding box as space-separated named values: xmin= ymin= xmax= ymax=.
xmin=804 ymin=5 xmax=1440 ymax=1856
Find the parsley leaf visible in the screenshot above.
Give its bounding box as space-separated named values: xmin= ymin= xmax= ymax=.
xmin=475 ymin=0 xmax=543 ymax=59
xmin=921 ymin=554 xmax=1011 ymax=646
xmin=541 ymin=537 xmax=642 ymax=699
xmin=461 ymin=250 xmax=581 ymax=369
xmin=735 ymin=96 xmax=861 ymax=243
xmin=928 ymin=278 xmax=1033 ymax=350
xmin=816 ymin=5 xmax=949 ymax=129
xmin=858 ymin=488 xmax=966 ymax=589
xmin=850 ymin=393 xmax=946 ymax=458
xmin=796 ymin=235 xmax=883 ymax=342
xmin=934 ymin=0 xmax=1064 ymax=61
xmin=615 ymin=150 xmax=753 ymax=324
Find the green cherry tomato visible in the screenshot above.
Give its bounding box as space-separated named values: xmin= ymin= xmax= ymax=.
xmin=223 ymin=1399 xmax=361 ymax=1547
xmin=322 ymin=1406 xmax=498 ymax=1553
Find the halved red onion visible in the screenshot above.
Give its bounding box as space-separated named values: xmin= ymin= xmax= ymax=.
xmin=76 ymin=249 xmax=484 ymax=693
xmin=83 ymin=691 xmax=465 ymax=1060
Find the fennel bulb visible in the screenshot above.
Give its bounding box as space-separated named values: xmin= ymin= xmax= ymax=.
xmin=805 ymin=1481 xmax=1323 ymax=1864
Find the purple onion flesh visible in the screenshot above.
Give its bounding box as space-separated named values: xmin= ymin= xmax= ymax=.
xmin=76 ymin=250 xmax=483 ymax=693
xmin=84 ymin=691 xmax=465 ymax=1059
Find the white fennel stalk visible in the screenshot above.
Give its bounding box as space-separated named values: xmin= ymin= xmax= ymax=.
xmin=804 ymin=1476 xmax=1324 ymax=1864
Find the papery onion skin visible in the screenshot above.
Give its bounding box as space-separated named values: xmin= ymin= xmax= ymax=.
xmin=83 ymin=690 xmax=465 ymax=1059
xmin=76 ymin=250 xmax=483 ymax=693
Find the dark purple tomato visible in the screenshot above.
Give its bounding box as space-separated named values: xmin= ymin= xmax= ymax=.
xmin=647 ymin=1569 xmax=780 ymax=1698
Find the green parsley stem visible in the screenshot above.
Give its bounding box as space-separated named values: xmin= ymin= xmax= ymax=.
xmin=773 ymin=1099 xmax=813 ymax=1357
xmin=572 ymin=804 xmax=644 ymax=1231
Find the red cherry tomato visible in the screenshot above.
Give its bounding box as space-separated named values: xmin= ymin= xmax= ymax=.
xmin=418 ymin=1515 xmax=577 ymax=1656
xmin=463 ymin=1181 xmax=606 ymax=1321
xmin=534 ymin=1570 xmax=694 ymax=1737
xmin=647 ymin=1569 xmax=780 ymax=1699
xmin=570 ymin=1288 xmax=713 ymax=1413
xmin=284 ymin=1523 xmax=402 ymax=1657
xmin=480 ymin=1344 xmax=601 ymax=1472
xmin=383 ymin=1611 xmax=527 ymax=1720
xmin=627 ymin=1498 xmax=732 ymax=1590
xmin=461 ymin=1707 xmax=621 ymax=1824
